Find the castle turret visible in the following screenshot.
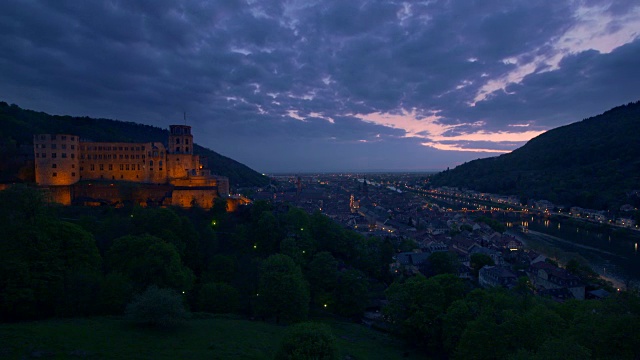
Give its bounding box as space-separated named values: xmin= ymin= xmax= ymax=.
xmin=168 ymin=125 xmax=193 ymax=155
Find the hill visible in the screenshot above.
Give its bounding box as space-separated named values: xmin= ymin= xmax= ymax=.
xmin=429 ymin=101 xmax=640 ymax=210
xmin=0 ymin=102 xmax=269 ymax=187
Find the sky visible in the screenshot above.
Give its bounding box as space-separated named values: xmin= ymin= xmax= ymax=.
xmin=1 ymin=1 xmax=639 ymax=173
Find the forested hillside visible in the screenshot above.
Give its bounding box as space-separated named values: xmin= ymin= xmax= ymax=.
xmin=1 ymin=186 xmax=639 ymax=359
xmin=0 ymin=101 xmax=269 ymax=187
xmin=430 ymin=101 xmax=640 ymax=210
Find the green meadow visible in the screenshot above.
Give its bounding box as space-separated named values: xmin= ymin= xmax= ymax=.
xmin=0 ymin=315 xmax=421 ymax=360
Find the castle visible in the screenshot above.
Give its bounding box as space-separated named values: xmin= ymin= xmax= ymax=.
xmin=33 ymin=125 xmax=232 ymax=208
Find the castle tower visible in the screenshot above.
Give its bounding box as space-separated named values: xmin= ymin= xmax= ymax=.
xmin=166 ymin=125 xmax=200 ymax=180
xmin=168 ymin=125 xmax=193 ymax=155
xmin=33 ymin=134 xmax=80 ymax=186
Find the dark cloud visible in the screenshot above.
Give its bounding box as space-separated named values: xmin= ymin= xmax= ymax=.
xmin=1 ymin=0 xmax=638 ymax=172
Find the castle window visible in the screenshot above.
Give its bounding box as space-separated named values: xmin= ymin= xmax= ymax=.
xmin=51 ymin=135 xmax=56 ymax=140
xmin=72 ymin=164 xmax=75 ymax=168
xmin=40 ymin=135 xmax=45 ymax=140
xmin=71 ymin=137 xmax=74 ymax=141
xmin=125 ymin=147 xmax=128 ymax=151
xmin=80 ymin=166 xmax=83 ymax=171
xmin=126 ymin=164 xmax=129 ymax=170
xmin=159 ymin=161 xmax=163 ymax=167
xmin=119 ymin=147 xmax=123 ymax=151
xmin=176 ymin=147 xmax=180 ymax=153
xmin=99 ymin=164 xmax=104 ymax=171
xmin=136 ymin=155 xmax=139 ymax=159
xmin=42 ymin=144 xmax=46 ymax=149
xmin=90 ymin=164 xmax=95 ymax=171
xmin=52 ymin=172 xmax=57 ymax=177
xmin=61 ymin=144 xmax=66 ymax=150
xmin=141 ymin=146 xmax=145 ymax=151
xmin=185 ymin=139 xmax=189 ymax=145
xmin=176 ymin=138 xmax=180 ymax=144
xmin=42 ymin=153 xmax=46 ymax=158
xmin=71 ymin=153 xmax=74 ymax=159
xmin=62 ymin=136 xmax=66 ymax=140
xmin=80 ymin=154 xmax=84 ymax=159
xmin=142 ymin=155 xmax=145 ymax=159
xmin=52 ymin=153 xmax=57 ymax=158
xmin=35 ymin=144 xmax=39 ymax=149
xmin=52 ymin=164 xmax=57 ymax=168
xmin=109 ymin=164 xmax=112 ymax=170
xmin=185 ymin=147 xmax=189 ymax=153
xmin=71 ymin=172 xmax=75 ymax=177
xmin=137 ymin=164 xmax=140 ymax=170
xmin=119 ymin=155 xmax=123 ymax=159
xmin=149 ymin=161 xmax=153 ymax=166
xmin=125 ymin=155 xmax=129 ymax=159
xmin=62 ymin=153 xmax=67 ymax=158
xmin=36 ymin=153 xmax=40 ymax=158
xmin=71 ymin=145 xmax=75 ymax=150
xmin=120 ymin=164 xmax=123 ymax=170
xmin=52 ymin=144 xmax=57 ymax=149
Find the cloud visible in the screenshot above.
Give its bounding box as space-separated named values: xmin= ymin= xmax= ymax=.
xmin=1 ymin=0 xmax=639 ymax=172
xmin=355 ymin=109 xmax=546 ymax=152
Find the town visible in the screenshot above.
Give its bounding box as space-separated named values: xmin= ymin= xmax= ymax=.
xmin=249 ymin=172 xmax=638 ymax=303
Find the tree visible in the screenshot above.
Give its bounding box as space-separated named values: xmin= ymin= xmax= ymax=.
xmin=275 ymin=322 xmax=339 ymax=360
xmin=306 ymin=252 xmax=339 ymax=307
xmin=254 ymin=254 xmax=310 ymax=323
xmin=0 ymin=186 xmax=102 ymax=319
xmin=333 ymin=269 xmax=368 ymax=318
xmin=252 ymin=211 xmax=282 ymax=254
xmin=107 ymin=234 xmax=194 ymax=292
xmin=384 ymin=275 xmax=446 ymax=350
xmin=98 ymin=272 xmax=134 ymax=315
xmin=197 ymin=282 xmax=240 ymax=314
xmin=470 ymin=253 xmax=495 ymax=277
xmin=428 ymin=251 xmax=459 ymax=276
xmin=125 ymin=286 xmax=189 ymax=328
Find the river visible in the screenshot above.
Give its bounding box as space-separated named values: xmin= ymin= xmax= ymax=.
xmin=503 ymin=214 xmax=640 ymax=287
xmin=420 ymin=193 xmax=640 ymax=287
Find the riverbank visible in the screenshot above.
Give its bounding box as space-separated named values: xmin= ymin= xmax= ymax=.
xmin=507 ymin=230 xmax=627 ymax=289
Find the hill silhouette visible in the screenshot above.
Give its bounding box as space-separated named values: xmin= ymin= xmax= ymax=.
xmin=0 ymin=101 xmax=269 ymax=187
xmin=430 ymin=100 xmax=640 ymax=210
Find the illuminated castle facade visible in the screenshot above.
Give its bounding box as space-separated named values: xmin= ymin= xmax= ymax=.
xmin=33 ymin=125 xmax=231 ymax=208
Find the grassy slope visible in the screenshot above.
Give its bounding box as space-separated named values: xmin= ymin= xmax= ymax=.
xmin=0 ymin=315 xmax=421 ymax=360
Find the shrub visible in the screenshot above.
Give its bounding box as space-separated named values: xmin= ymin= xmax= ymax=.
xmin=125 ymin=286 xmax=189 ymax=328
xmin=275 ymin=322 xmax=339 ymax=360
xmin=196 ymin=282 xmax=240 ymax=314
